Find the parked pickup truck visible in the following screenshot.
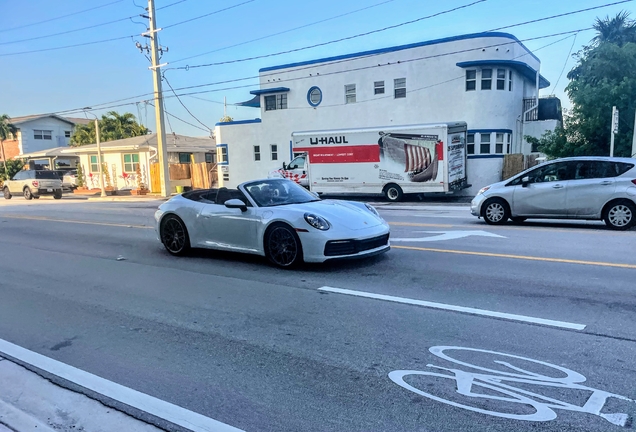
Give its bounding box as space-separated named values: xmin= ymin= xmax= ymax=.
xmin=3 ymin=170 xmax=63 ymax=200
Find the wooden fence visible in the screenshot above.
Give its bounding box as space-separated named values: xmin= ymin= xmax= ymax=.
xmin=150 ymin=162 xmax=217 ymax=192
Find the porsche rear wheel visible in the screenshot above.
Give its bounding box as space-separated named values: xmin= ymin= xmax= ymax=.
xmin=265 ymin=223 xmax=303 ymax=268
xmin=160 ymin=214 xmax=191 ymax=256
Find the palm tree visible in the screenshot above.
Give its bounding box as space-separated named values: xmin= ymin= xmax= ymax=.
xmin=592 ymin=11 xmax=636 ymax=46
xmin=101 ymin=111 xmax=148 ymax=141
xmin=0 ymin=114 xmax=18 ymax=176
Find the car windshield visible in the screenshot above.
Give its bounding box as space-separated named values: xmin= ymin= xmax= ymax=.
xmin=243 ymin=179 xmax=319 ymax=207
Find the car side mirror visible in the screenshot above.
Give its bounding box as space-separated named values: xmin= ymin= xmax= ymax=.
xmin=224 ymin=198 xmax=247 ymax=212
xmin=282 ymin=162 xmax=287 ymax=170
xmin=521 ymin=176 xmax=530 ymax=187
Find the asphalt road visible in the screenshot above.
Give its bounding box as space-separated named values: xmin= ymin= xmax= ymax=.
xmin=0 ymin=196 xmax=635 ymax=432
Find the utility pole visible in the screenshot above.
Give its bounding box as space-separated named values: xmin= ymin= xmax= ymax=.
xmin=610 ymin=106 xmax=618 ymax=158
xmin=144 ymin=0 xmax=170 ymax=197
xmin=95 ymin=119 xmax=107 ymax=197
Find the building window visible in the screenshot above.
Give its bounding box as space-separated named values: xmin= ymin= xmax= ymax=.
xmin=467 ymin=134 xmax=475 ymax=155
xmin=205 ymin=153 xmax=215 ymax=163
xmin=307 ymin=86 xmax=322 ymax=107
xmin=374 ymin=81 xmax=385 ymax=95
xmin=264 ymin=94 xmax=287 ymax=111
xmin=123 ymin=153 xmax=140 ymax=172
xmin=218 ymin=145 xmax=229 ymax=164
xmin=481 ymin=69 xmax=492 ymax=90
xmin=507 ymin=134 xmax=512 ymax=153
xmin=509 ymin=70 xmax=513 ymax=91
xmin=480 ymin=133 xmax=491 ymax=154
xmin=254 ymin=145 xmax=261 ymax=161
xmin=34 ymin=130 xmax=52 ymax=140
xmin=178 ymin=152 xmax=192 ymax=163
xmin=90 ymin=155 xmax=99 ymax=173
xmin=496 ymin=133 xmax=504 ymax=153
xmin=345 ymin=84 xmax=356 ymax=104
xmin=497 ymin=69 xmax=506 ymax=90
xmin=271 ymin=144 xmax=278 ymax=161
xmin=394 ymin=78 xmax=406 ymax=98
xmin=64 ymin=131 xmax=71 ymax=138
xmin=223 ymin=173 xmax=229 ymax=181
xmin=466 ymin=70 xmax=476 ymax=91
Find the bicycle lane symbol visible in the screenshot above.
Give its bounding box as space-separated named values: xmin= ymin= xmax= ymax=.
xmin=389 ymin=346 xmax=635 ymax=427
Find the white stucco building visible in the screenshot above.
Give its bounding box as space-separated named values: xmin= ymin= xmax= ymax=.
xmin=215 ymin=31 xmax=561 ymax=195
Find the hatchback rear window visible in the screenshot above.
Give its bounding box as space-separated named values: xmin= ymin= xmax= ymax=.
xmin=35 ymin=171 xmax=62 ymax=179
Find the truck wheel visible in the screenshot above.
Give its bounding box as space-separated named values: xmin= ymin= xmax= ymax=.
xmin=23 ymin=187 xmax=33 ymax=200
xmin=384 ymin=184 xmax=403 ymax=202
xmin=3 ymin=187 xmax=11 ymax=200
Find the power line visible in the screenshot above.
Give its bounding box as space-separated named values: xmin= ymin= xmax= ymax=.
xmin=157 ymin=0 xmax=188 ymax=10
xmin=170 ymin=0 xmax=399 ymax=64
xmin=172 ymin=0 xmax=488 ymax=70
xmin=0 ymin=0 xmax=125 ymax=34
xmin=0 ymin=16 xmax=140 ymax=46
xmin=53 ymin=27 xmax=592 ymax=116
xmin=163 ymin=0 xmax=256 ymax=29
xmin=147 ymin=102 xmax=211 ymax=133
xmin=163 ymin=75 xmax=213 ymax=131
xmin=488 ymin=0 xmax=633 ymax=32
xmin=550 ymin=33 xmax=579 ymax=94
xmin=0 ymin=35 xmax=136 ymax=57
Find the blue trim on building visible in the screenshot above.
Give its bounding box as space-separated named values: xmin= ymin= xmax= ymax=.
xmin=249 ymin=87 xmax=290 ymax=95
xmin=216 ymin=143 xmax=229 ymax=165
xmin=215 ymin=119 xmax=262 ymax=126
xmin=306 ymin=86 xmax=322 ymax=107
xmin=289 ymin=140 xmax=293 ymax=160
xmin=236 ymin=95 xmax=260 ymax=108
xmin=456 ymin=60 xmax=550 ymax=89
xmin=467 ymin=154 xmax=505 ymax=159
xmin=467 ymin=129 xmax=513 ymax=134
xmin=259 ymin=32 xmax=540 ymax=72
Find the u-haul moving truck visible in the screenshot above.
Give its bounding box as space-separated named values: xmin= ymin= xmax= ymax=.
xmin=272 ymin=122 xmax=468 ymax=201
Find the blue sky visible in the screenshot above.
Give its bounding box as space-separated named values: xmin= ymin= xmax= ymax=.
xmin=1 ymin=0 xmax=633 ymax=137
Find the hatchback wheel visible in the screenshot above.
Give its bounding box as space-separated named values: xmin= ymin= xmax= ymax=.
xmin=160 ymin=215 xmax=191 ymax=255
xmin=604 ymin=200 xmax=635 ymax=230
xmin=483 ymin=198 xmax=510 ymax=225
xmin=3 ymin=187 xmax=11 ymax=200
xmin=23 ymin=188 xmax=33 ymax=200
xmin=265 ymin=224 xmax=303 ymax=268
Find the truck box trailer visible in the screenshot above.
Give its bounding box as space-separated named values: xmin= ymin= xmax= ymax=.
xmin=271 ymin=122 xmax=468 ymax=201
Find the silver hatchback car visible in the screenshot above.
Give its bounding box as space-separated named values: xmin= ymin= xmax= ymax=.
xmin=471 ymin=157 xmax=636 ymax=230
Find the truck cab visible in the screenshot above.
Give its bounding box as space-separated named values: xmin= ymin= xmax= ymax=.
xmin=276 ymin=154 xmax=309 ymax=188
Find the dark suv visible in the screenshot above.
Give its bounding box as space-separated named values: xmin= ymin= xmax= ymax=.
xmin=3 ymin=170 xmax=64 ymax=200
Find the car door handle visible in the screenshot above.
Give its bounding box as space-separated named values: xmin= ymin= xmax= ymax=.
xmin=600 ymin=181 xmax=612 ymax=185
xmin=552 ymin=184 xmax=564 ymax=189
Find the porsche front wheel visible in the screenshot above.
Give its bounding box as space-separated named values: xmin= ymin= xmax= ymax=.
xmin=160 ymin=215 xmax=191 ymax=256
xmin=265 ymin=224 xmax=303 ymax=268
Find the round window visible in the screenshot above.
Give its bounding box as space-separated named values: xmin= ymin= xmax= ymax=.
xmin=307 ymin=86 xmax=322 ymax=107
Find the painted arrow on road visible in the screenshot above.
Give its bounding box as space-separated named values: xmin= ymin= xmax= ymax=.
xmin=391 ymin=230 xmax=506 ymax=242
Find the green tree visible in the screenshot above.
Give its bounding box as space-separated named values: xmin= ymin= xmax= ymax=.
xmin=70 ymin=112 xmax=149 ymax=146
xmin=537 ymin=12 xmax=636 ymax=158
xmin=0 ymin=114 xmax=18 ymax=175
xmin=0 ymin=159 xmax=25 ymax=182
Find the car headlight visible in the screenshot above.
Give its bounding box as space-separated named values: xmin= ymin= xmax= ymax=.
xmin=478 ymin=186 xmax=491 ymax=195
xmin=364 ymin=203 xmax=381 ymax=218
xmin=304 ymin=213 xmax=330 ymax=231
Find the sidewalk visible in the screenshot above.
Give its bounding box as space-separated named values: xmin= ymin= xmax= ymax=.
xmin=0 ymin=356 xmax=163 ymax=432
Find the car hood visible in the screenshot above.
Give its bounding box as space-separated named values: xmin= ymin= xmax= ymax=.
xmin=284 ymin=200 xmax=384 ymax=230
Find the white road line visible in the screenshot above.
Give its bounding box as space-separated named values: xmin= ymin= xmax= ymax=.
xmin=0 ymin=339 xmax=243 ymax=432
xmin=318 ymin=287 xmax=586 ymax=331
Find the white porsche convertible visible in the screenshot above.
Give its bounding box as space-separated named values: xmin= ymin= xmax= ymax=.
xmin=155 ymin=178 xmax=390 ymax=268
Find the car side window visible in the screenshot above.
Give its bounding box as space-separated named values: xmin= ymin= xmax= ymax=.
xmin=572 ymin=162 xmax=596 ymax=180
xmin=615 ymin=162 xmax=635 ymax=176
xmin=12 ymin=171 xmax=24 ymax=181
xmin=528 ymin=162 xmax=570 ymax=184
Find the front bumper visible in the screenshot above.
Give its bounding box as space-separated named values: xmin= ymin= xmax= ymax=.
xmin=470 ymin=194 xmax=486 ymax=217
xmin=299 ymin=222 xmax=391 ymax=263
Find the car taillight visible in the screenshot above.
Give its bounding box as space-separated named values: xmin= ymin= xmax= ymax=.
xmin=32 ymin=181 xmax=39 ymax=187
xmin=632 ymin=179 xmax=636 ymax=186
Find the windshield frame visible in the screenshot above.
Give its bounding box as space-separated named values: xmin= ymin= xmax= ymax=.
xmin=241 ymin=179 xmax=319 ymax=208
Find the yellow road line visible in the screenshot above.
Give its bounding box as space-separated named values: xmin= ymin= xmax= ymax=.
xmin=392 ymin=245 xmax=636 ymax=269
xmin=0 ymin=214 xmax=153 ymax=229
xmin=389 ymin=222 xmax=454 ymax=228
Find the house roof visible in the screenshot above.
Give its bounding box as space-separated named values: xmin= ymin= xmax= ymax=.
xmin=61 ymin=133 xmax=216 ymax=154
xmin=63 ymin=117 xmax=92 ymax=125
xmin=15 ymin=147 xmax=80 ymax=159
xmin=8 ymin=114 xmax=77 ymax=126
